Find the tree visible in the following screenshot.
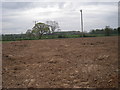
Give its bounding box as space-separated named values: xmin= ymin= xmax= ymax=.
xmin=46 ymin=21 xmax=59 ymax=33
xmin=91 ymin=29 xmax=95 ymax=34
xmin=32 ymin=22 xmax=50 ymax=39
xmin=26 ymin=29 xmax=32 ymax=38
xmin=104 ymin=26 xmax=111 ymax=36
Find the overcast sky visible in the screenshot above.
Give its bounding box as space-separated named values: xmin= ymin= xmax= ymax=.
xmin=1 ymin=0 xmax=119 ymax=34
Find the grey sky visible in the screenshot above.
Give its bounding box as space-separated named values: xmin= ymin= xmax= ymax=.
xmin=1 ymin=0 xmax=119 ymax=34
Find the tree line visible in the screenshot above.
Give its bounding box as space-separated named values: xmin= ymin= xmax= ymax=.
xmin=1 ymin=22 xmax=120 ymax=41
xmin=89 ymin=26 xmax=120 ymax=36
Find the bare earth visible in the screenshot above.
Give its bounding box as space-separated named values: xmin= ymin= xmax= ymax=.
xmin=2 ymin=36 xmax=118 ymax=88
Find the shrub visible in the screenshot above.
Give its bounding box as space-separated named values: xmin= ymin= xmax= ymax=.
xmin=58 ymin=35 xmax=66 ymax=38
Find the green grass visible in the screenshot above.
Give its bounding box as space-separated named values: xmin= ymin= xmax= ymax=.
xmin=2 ymin=41 xmax=13 ymax=43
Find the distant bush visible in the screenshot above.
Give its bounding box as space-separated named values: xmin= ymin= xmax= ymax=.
xmin=58 ymin=35 xmax=67 ymax=38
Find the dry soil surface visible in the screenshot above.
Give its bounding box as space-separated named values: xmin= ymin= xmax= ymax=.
xmin=2 ymin=36 xmax=119 ymax=88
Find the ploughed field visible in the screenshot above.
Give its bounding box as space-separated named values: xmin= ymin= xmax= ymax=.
xmin=2 ymin=36 xmax=118 ymax=88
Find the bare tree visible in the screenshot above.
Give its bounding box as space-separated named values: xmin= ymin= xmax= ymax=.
xmin=46 ymin=21 xmax=59 ymax=33
xmin=32 ymin=22 xmax=50 ymax=39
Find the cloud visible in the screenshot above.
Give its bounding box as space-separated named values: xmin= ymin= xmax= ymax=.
xmin=1 ymin=0 xmax=120 ymax=2
xmin=1 ymin=1 xmax=118 ymax=34
xmin=2 ymin=2 xmax=32 ymax=9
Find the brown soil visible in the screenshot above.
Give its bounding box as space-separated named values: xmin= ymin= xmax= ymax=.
xmin=2 ymin=36 xmax=119 ymax=88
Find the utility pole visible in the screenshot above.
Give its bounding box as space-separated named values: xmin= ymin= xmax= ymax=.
xmin=80 ymin=10 xmax=84 ymax=37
